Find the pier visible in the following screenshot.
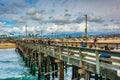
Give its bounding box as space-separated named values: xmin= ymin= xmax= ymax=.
xmin=15 ymin=38 xmax=120 ymax=80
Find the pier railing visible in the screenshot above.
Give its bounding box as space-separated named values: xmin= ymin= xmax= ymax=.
xmin=17 ymin=41 xmax=120 ymax=79
xmin=53 ymin=41 xmax=120 ymax=50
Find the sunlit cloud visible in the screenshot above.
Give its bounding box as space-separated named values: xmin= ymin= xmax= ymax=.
xmin=27 ymin=7 xmax=36 ymax=15
xmin=32 ymin=13 xmax=42 ymax=20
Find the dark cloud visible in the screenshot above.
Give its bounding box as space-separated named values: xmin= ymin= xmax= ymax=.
xmin=40 ymin=16 xmax=84 ymax=25
xmin=89 ymin=19 xmax=104 ymax=23
xmin=26 ymin=8 xmax=43 ymax=21
xmin=64 ymin=13 xmax=71 ymax=17
xmin=65 ymin=9 xmax=68 ymax=12
xmin=114 ymin=22 xmax=120 ymax=24
xmin=110 ymin=19 xmax=114 ymax=22
xmin=88 ymin=16 xmax=105 ymax=23
xmin=73 ymin=17 xmax=84 ymax=23
xmin=49 ymin=16 xmax=53 ymax=19
xmin=39 ymin=18 xmax=71 ymax=25
xmin=20 ymin=16 xmax=28 ymax=20
xmin=0 ymin=3 xmax=17 ymax=14
xmin=103 ymin=24 xmax=108 ymax=26
xmin=40 ymin=15 xmax=105 ymax=25
xmin=39 ymin=10 xmax=46 ymax=14
xmin=13 ymin=2 xmax=26 ymax=8
xmin=0 ymin=6 xmax=8 ymax=14
xmin=50 ymin=19 xmax=70 ymax=25
xmin=43 ymin=20 xmax=70 ymax=25
xmin=50 ymin=9 xmax=55 ymax=13
xmin=12 ymin=16 xmax=26 ymax=23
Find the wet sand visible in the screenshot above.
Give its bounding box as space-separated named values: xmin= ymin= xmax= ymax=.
xmin=0 ymin=43 xmax=16 ymax=49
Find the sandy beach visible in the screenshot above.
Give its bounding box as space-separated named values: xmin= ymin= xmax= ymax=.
xmin=0 ymin=43 xmax=16 ymax=49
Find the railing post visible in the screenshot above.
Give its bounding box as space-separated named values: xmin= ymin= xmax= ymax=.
xmin=59 ymin=47 xmax=62 ymax=59
xmin=39 ymin=44 xmax=41 ymax=52
xmin=79 ymin=48 xmax=83 ymax=68
xmin=42 ymin=44 xmax=45 ymax=52
xmin=39 ymin=44 xmax=41 ymax=51
xmin=116 ymin=43 xmax=118 ymax=50
xmin=43 ymin=44 xmax=45 ymax=52
xmin=45 ymin=45 xmax=48 ymax=55
xmin=67 ymin=47 xmax=70 ymax=63
xmin=96 ymin=50 xmax=100 ymax=74
xmin=53 ymin=46 xmax=55 ymax=57
xmin=48 ymin=45 xmax=50 ymax=52
xmin=42 ymin=44 xmax=44 ymax=52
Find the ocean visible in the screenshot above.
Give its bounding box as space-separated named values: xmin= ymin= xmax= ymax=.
xmin=0 ymin=48 xmax=86 ymax=80
xmin=0 ymin=48 xmax=37 ymax=80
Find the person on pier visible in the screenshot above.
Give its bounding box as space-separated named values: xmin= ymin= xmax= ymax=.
xmin=47 ymin=39 xmax=51 ymax=45
xmin=81 ymin=39 xmax=85 ymax=47
xmin=89 ymin=43 xmax=93 ymax=48
xmin=93 ymin=36 xmax=97 ymax=48
xmin=100 ymin=45 xmax=111 ymax=63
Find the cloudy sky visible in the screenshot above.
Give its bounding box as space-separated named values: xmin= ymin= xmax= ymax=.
xmin=0 ymin=0 xmax=120 ymax=36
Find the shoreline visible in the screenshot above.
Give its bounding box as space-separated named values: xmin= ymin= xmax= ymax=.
xmin=0 ymin=43 xmax=16 ymax=49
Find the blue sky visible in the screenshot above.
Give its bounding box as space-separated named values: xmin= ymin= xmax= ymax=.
xmin=0 ymin=0 xmax=120 ymax=36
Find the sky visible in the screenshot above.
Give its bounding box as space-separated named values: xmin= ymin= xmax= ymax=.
xmin=0 ymin=0 xmax=120 ymax=37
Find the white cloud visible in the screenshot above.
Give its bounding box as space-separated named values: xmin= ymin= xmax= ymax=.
xmin=32 ymin=13 xmax=42 ymax=20
xmin=27 ymin=7 xmax=36 ymax=15
xmin=12 ymin=17 xmax=26 ymax=23
xmin=104 ymin=24 xmax=120 ymax=31
xmin=3 ymin=27 xmax=21 ymax=33
xmin=27 ymin=26 xmax=35 ymax=32
xmin=0 ymin=26 xmax=25 ymax=35
xmin=0 ymin=22 xmax=6 ymax=27
xmin=44 ymin=23 xmax=86 ymax=34
xmin=13 ymin=27 xmax=21 ymax=32
xmin=22 ymin=25 xmax=41 ymax=33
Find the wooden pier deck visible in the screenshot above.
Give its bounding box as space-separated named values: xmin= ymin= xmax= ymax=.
xmin=16 ymin=39 xmax=120 ymax=80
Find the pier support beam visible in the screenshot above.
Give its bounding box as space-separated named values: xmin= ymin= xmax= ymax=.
xmin=72 ymin=65 xmax=81 ymax=80
xmin=51 ymin=57 xmax=55 ymax=79
xmin=50 ymin=57 xmax=58 ymax=79
xmin=55 ymin=59 xmax=64 ymax=80
xmin=44 ymin=54 xmax=50 ymax=80
xmin=38 ymin=53 xmax=42 ymax=80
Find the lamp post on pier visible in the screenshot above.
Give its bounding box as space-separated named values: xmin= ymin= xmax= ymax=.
xmin=25 ymin=25 xmax=27 ymax=38
xmin=84 ymin=14 xmax=88 ymax=47
xmin=85 ymin=14 xmax=88 ymax=37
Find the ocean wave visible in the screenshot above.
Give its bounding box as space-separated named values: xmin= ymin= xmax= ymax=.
xmin=0 ymin=48 xmax=15 ymax=51
xmin=0 ymin=75 xmax=23 ymax=80
xmin=0 ymin=60 xmax=14 ymax=63
xmin=0 ymin=75 xmax=37 ymax=80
